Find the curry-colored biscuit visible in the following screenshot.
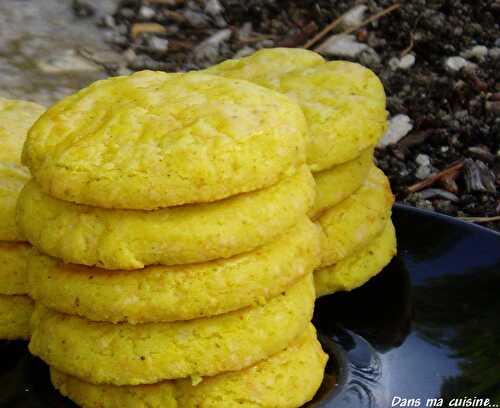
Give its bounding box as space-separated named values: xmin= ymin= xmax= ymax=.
xmin=23 ymin=71 xmax=307 ymax=210
xmin=209 ymin=54 xmax=387 ymax=171
xmin=0 ymin=98 xmax=45 ymax=241
xmin=277 ymin=62 xmax=387 ymax=171
xmin=29 ymin=274 xmax=315 ymax=385
xmin=0 ymin=294 xmax=34 ymax=340
xmin=310 ymin=147 xmax=374 ymax=218
xmin=18 ymin=165 xmax=314 ymax=270
xmin=317 ymin=166 xmax=394 ymax=267
xmin=0 ymin=98 xmax=45 ymax=165
xmin=204 ymin=47 xmax=325 ymax=88
xmin=315 ymin=220 xmax=397 ymax=297
xmin=0 ymin=242 xmax=31 ymax=295
xmin=28 ymin=218 xmax=320 ymax=323
xmin=50 ymin=325 xmax=327 ymax=408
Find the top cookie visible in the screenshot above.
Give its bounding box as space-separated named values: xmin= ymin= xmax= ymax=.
xmin=0 ymin=98 xmax=45 ymax=241
xmin=208 ymin=50 xmax=387 ymax=171
xmin=204 ymin=47 xmax=325 ymax=88
xmin=23 ymin=71 xmax=307 ymax=209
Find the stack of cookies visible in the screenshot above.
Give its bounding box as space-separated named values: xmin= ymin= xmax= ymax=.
xmin=207 ymin=47 xmax=397 ymax=297
xmin=0 ymin=98 xmax=45 ymax=340
xmin=17 ymin=71 xmax=327 ymax=407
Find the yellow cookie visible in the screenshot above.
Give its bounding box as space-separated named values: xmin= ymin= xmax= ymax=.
xmin=310 ymin=147 xmax=373 ymax=218
xmin=0 ymin=294 xmax=34 ymax=340
xmin=50 ymin=325 xmax=327 ymax=408
xmin=18 ymin=165 xmax=314 ymax=270
xmin=209 ymin=53 xmax=386 ymax=171
xmin=28 ymin=218 xmax=319 ymax=323
xmin=315 ymin=220 xmax=397 ymax=297
xmin=23 ymin=71 xmax=307 ymax=210
xmin=0 ymin=242 xmax=31 ymax=295
xmin=29 ymin=274 xmax=315 ymax=385
xmin=0 ymin=98 xmax=45 ymax=165
xmin=204 ymin=47 xmax=325 ymax=88
xmin=277 ymin=61 xmax=387 ymax=171
xmin=0 ymin=98 xmax=45 ymax=241
xmin=318 ymin=166 xmax=394 ymax=267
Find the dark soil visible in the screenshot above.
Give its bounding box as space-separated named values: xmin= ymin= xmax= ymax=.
xmin=76 ymin=0 xmax=500 ymax=230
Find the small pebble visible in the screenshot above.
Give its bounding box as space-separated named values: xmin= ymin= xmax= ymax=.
xmin=378 ymin=114 xmax=413 ymax=147
xmin=416 ymin=165 xmax=433 ymax=180
xmin=415 ymin=154 xmax=431 ymax=167
xmin=205 ymin=0 xmax=223 ymax=16
xmin=419 ymin=188 xmax=459 ymax=202
xmin=315 ymin=34 xmax=369 ymax=58
xmin=389 ymin=54 xmax=415 ymax=70
xmin=462 ymin=45 xmax=489 ymax=61
xmin=139 ymin=6 xmax=156 ymax=20
xmin=342 ymin=5 xmax=367 ymax=29
xmin=148 ymin=36 xmax=169 ymax=53
xmin=444 ymin=56 xmax=475 ymax=72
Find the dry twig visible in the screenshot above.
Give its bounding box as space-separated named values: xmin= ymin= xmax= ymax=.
xmin=407 ymin=160 xmax=465 ymax=193
xmin=304 ymin=3 xmax=401 ymax=50
xmin=303 ymin=12 xmax=347 ymax=49
xmin=459 ymin=215 xmax=500 ymax=223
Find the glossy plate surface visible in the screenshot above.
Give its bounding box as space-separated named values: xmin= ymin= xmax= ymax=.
xmin=1 ymin=204 xmax=499 ymax=407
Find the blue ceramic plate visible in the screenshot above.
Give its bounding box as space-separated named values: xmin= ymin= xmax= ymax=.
xmin=1 ymin=204 xmax=499 ymax=407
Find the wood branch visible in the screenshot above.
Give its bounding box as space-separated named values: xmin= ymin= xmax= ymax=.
xmin=459 ymin=215 xmax=500 ymax=223
xmin=407 ymin=160 xmax=465 ymax=193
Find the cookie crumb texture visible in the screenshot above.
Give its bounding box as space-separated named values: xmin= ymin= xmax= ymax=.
xmin=22 ymin=71 xmax=307 ymax=210
xmin=27 ymin=218 xmax=319 ymax=323
xmin=29 ymin=275 xmax=315 ymax=385
xmin=311 ymin=147 xmax=373 ymax=218
xmin=317 ymin=166 xmax=394 ymax=267
xmin=0 ymin=98 xmax=45 ymax=241
xmin=50 ymin=325 xmax=327 ymax=408
xmin=0 ymin=242 xmax=32 ymax=295
xmin=208 ymin=51 xmax=387 ymax=171
xmin=0 ymin=294 xmax=34 ymax=340
xmin=315 ymin=220 xmax=397 ymax=297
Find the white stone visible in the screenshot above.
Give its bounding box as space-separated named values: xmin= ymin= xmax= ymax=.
xmin=416 ymin=165 xmax=432 ymax=180
xmin=444 ymin=56 xmax=474 ymax=72
xmin=149 ymin=36 xmax=168 ymax=52
xmin=462 ymin=45 xmax=488 ymax=61
xmin=415 ymin=154 xmax=431 ymax=167
xmin=389 ymin=54 xmax=415 ymax=70
xmin=37 ymin=49 xmax=100 ymax=74
xmin=139 ymin=6 xmax=155 ymax=19
xmin=193 ymin=29 xmax=232 ymax=63
xmin=489 ymin=48 xmax=500 ymax=59
xmin=342 ymin=5 xmax=367 ymax=28
xmin=378 ymin=114 xmax=413 ymax=147
xmin=205 ymin=0 xmax=223 ymax=16
xmin=399 ymin=54 xmax=416 ymax=69
xmin=315 ymin=34 xmax=368 ymax=58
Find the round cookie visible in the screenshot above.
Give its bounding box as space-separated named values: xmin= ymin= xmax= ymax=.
xmin=28 ymin=218 xmax=320 ymax=323
xmin=310 ymin=147 xmax=374 ymax=218
xmin=50 ymin=325 xmax=327 ymax=408
xmin=204 ymin=47 xmax=325 ymax=88
xmin=0 ymin=242 xmax=31 ymax=295
xmin=0 ymin=294 xmax=34 ymax=340
xmin=22 ymin=71 xmax=307 ymax=210
xmin=18 ymin=165 xmax=314 ymax=270
xmin=317 ymin=166 xmax=394 ymax=267
xmin=277 ymin=61 xmax=387 ymax=171
xmin=29 ymin=274 xmax=315 ymax=385
xmin=209 ymin=56 xmax=387 ymax=171
xmin=315 ymin=220 xmax=397 ymax=297
xmin=0 ymin=98 xmax=45 ymax=241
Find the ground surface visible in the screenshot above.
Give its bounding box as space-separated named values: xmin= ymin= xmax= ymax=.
xmin=1 ymin=0 xmax=498 ymax=230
